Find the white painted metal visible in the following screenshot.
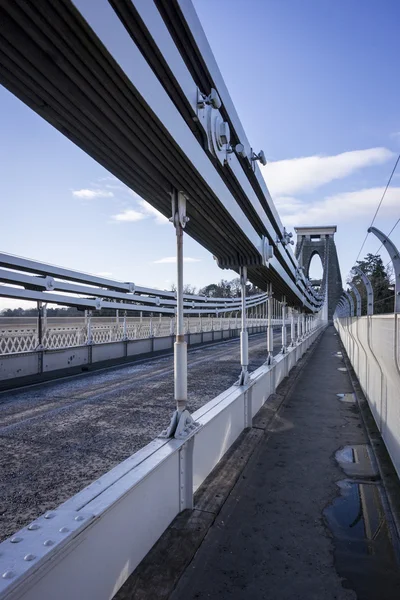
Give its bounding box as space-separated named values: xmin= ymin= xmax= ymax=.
xmin=352 ymin=266 xmax=374 ymax=315
xmin=348 ymin=282 xmax=362 ymax=317
xmin=335 ymin=315 xmax=400 ymax=480
xmin=368 ymin=226 xmax=400 ymax=313
xmin=0 ymin=322 xmax=325 ymax=600
xmin=238 ymin=266 xmax=249 ymax=385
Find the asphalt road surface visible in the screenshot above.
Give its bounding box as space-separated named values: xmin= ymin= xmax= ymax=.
xmin=0 ymin=330 xmax=284 ymax=541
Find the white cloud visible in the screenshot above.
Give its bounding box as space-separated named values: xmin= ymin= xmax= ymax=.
xmin=153 ymin=257 xmax=201 ymax=264
xmin=73 ymin=188 xmax=114 ymax=199
xmin=261 ymin=147 xmax=393 ymax=197
xmin=112 ymin=209 xmax=147 ymax=222
xmin=137 ymin=200 xmax=169 ymax=224
xmin=276 ymin=186 xmax=400 ymax=226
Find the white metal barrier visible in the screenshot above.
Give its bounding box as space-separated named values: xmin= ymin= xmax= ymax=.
xmin=0 ymin=317 xmax=274 ymax=355
xmin=335 ymin=315 xmax=400 ymax=477
xmin=0 ymin=322 xmax=324 ymax=600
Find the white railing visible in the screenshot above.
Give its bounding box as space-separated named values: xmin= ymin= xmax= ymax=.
xmin=335 ymin=315 xmax=400 ymax=477
xmin=0 ymin=317 xmax=275 ymax=355
xmin=0 ymin=322 xmax=325 ymax=600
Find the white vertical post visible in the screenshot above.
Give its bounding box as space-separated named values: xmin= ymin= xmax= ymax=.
xmin=281 ymin=296 xmax=287 ymax=354
xmin=238 ymin=266 xmax=249 ymax=385
xmin=290 ymin=309 xmax=296 ymax=347
xmin=297 ymin=312 xmax=301 ymax=341
xmin=86 ymin=311 xmax=92 ymax=345
xmin=267 ymin=283 xmax=274 ymax=364
xmin=123 ymin=312 xmax=127 ymax=340
xmin=149 ymin=316 xmax=153 ymax=337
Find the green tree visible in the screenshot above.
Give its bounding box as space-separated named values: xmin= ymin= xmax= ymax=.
xmin=348 ymin=253 xmax=394 ymax=314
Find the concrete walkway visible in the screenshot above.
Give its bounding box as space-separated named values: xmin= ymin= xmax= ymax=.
xmin=170 ymin=326 xmax=400 ymax=600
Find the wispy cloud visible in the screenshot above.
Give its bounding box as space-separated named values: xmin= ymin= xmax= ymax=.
xmin=112 ymin=209 xmax=147 ymax=222
xmin=390 ymin=132 xmax=400 ymax=139
xmin=73 ymin=188 xmax=114 ymax=199
xmin=137 ymin=200 xmax=169 ymax=224
xmin=153 ymin=257 xmax=201 ymax=264
xmin=261 ymin=147 xmax=393 ymax=197
xmin=276 ymin=186 xmax=400 ymax=226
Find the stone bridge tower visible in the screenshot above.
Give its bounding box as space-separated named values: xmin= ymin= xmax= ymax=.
xmin=295 ymin=226 xmax=343 ymax=321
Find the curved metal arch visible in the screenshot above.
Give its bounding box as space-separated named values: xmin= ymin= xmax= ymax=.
xmin=368 ymin=226 xmax=400 ymax=313
xmin=343 ymin=291 xmax=355 ymax=317
xmin=337 ymin=298 xmax=348 ymax=317
xmin=352 ymin=266 xmax=374 ymax=315
xmin=348 ymin=282 xmax=362 ymax=317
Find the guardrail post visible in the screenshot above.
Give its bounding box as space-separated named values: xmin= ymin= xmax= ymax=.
xmin=86 ymin=311 xmax=93 ymax=345
xmin=238 ymin=266 xmax=249 ymax=385
xmin=281 ymin=296 xmax=287 ymax=354
xmin=36 ymin=301 xmax=44 ymax=350
xmin=161 ymin=190 xmax=199 ymax=439
xmin=352 ymin=266 xmax=374 ymax=315
xmin=289 ymin=309 xmax=296 ymax=347
xmin=368 ymin=226 xmax=400 ymax=313
xmin=266 ymin=283 xmax=274 ymax=364
xmin=297 ymin=312 xmax=302 ymax=343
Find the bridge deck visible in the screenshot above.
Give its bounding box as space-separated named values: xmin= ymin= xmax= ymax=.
xmin=0 ymin=329 xmax=285 ymax=542
xmin=120 ymin=327 xmax=400 ymax=600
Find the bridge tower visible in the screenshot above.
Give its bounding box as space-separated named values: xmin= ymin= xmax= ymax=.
xmin=295 ymin=226 xmax=343 ymax=321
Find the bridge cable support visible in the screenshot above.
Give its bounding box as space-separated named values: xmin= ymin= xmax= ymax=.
xmin=368 ymin=226 xmax=400 ymax=313
xmin=280 ymin=296 xmax=288 ymax=354
xmin=266 ymin=283 xmax=275 ymax=365
xmin=160 ymin=190 xmax=200 ymax=439
xmin=237 ymin=266 xmax=250 ymax=386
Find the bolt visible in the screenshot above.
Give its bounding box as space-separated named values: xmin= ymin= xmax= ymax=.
xmin=74 ymin=515 xmax=84 ymax=522
xmin=28 ymin=524 xmax=40 ymax=531
xmin=2 ymin=571 xmax=14 ymax=580
xmin=44 ymin=512 xmax=55 ymax=520
xmin=24 ymin=554 xmax=36 ymax=562
xmin=59 ymin=527 xmax=69 ymax=533
xmin=10 ymin=536 xmax=22 ymax=544
xmin=43 ymin=540 xmax=54 ymax=547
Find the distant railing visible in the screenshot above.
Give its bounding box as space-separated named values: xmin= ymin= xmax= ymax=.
xmin=0 ymin=316 xmax=277 ymax=355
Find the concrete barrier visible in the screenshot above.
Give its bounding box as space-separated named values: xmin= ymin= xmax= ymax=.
xmin=335 ymin=315 xmax=400 ymax=478
xmin=0 ymin=323 xmax=325 ymax=600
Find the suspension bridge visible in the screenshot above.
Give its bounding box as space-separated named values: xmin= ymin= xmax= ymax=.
xmin=0 ymin=1 xmax=399 ymax=599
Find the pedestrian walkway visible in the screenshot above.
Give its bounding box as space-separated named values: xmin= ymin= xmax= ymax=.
xmin=170 ymin=326 xmax=400 ymax=600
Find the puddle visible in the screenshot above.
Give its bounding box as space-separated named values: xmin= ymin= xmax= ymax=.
xmin=337 ymin=367 xmax=347 ymax=372
xmin=335 ymin=445 xmax=379 ymax=480
xmin=337 ymin=393 xmax=356 ymax=403
xmin=324 ymin=480 xmax=400 ymax=598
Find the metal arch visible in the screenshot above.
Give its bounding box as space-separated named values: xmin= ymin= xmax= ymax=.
xmin=352 ymin=266 xmax=374 ymax=315
xmin=337 ymin=298 xmax=348 ymax=317
xmin=348 ymin=282 xmax=362 ymax=317
xmin=368 ymin=226 xmax=400 ymax=313
xmin=343 ymin=291 xmax=355 ymax=317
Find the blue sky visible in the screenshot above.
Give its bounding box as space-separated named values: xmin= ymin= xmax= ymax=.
xmin=1 ymin=0 xmax=400 ymax=310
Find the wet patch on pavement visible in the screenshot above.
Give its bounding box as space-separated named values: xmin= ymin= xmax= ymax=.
xmin=337 ymin=393 xmax=356 ymax=403
xmin=324 ymin=442 xmax=400 ymax=598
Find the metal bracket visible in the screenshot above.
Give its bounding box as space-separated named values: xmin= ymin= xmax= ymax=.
xmin=170 ymin=191 xmax=189 ymax=229
xmin=160 ymin=409 xmax=200 ymax=440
